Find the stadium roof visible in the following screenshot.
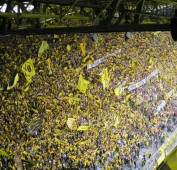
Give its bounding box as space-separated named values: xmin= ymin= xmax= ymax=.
xmin=0 ymin=0 xmax=177 ymax=35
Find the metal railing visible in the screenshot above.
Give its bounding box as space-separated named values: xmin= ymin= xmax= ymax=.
xmin=140 ymin=127 xmax=177 ymax=170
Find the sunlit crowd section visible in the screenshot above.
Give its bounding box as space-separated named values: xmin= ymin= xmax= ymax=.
xmin=0 ymin=32 xmax=177 ymax=169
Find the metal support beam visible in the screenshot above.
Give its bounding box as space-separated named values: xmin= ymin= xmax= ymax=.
xmin=134 ymin=0 xmax=145 ymax=23
xmin=106 ymin=0 xmax=122 ymax=24
xmin=6 ymin=24 xmax=170 ymax=35
xmin=0 ymin=13 xmax=60 ymax=18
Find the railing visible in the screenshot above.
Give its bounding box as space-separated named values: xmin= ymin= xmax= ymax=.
xmin=139 ymin=127 xmax=177 ymax=170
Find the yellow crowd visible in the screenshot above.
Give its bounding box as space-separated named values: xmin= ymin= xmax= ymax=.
xmin=0 ymin=32 xmax=177 ymax=169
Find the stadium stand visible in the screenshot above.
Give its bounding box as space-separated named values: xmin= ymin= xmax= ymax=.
xmin=0 ymin=32 xmax=177 ymax=169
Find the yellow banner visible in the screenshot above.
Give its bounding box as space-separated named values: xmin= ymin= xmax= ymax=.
xmin=38 ymin=41 xmax=49 ymax=57
xmin=22 ymin=58 xmax=35 ymax=81
xmin=7 ymin=73 xmax=19 ymax=90
xmin=77 ymin=125 xmax=89 ymax=131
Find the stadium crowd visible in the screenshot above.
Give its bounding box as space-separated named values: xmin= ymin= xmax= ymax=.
xmin=0 ymin=32 xmax=177 ymax=169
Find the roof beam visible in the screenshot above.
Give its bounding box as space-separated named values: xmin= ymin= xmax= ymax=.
xmin=6 ymin=24 xmax=170 ymax=35
xmin=0 ymin=12 xmax=90 ymax=21
xmin=0 ymin=12 xmax=59 ymax=18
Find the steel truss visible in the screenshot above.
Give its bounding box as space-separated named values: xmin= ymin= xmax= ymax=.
xmin=0 ymin=0 xmax=177 ymax=34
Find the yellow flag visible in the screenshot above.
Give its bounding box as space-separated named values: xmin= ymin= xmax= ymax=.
xmin=114 ymin=134 xmax=120 ymax=138
xmin=38 ymin=41 xmax=49 ymax=57
xmin=0 ymin=149 xmax=12 ymax=159
xmin=46 ymin=109 xmax=52 ymax=114
xmin=88 ymin=92 xmax=94 ymax=99
xmin=114 ymin=88 xmax=119 ymax=96
xmin=67 ymin=118 xmax=77 ymax=130
xmin=82 ymin=55 xmax=90 ymax=63
xmin=77 ymin=125 xmax=89 ymax=131
xmin=77 ymin=141 xmax=87 ymax=145
xmin=22 ymin=58 xmax=35 ymax=81
xmin=68 ymin=155 xmax=76 ymax=159
xmin=23 ymin=151 xmax=29 ymax=155
xmin=22 ymin=79 xmax=32 ymax=92
xmin=159 ymin=146 xmax=165 ymax=155
xmin=46 ymin=58 xmax=51 ymax=69
xmin=77 ymin=74 xmax=90 ymax=94
xmin=114 ymin=86 xmax=124 ymax=96
xmin=46 ymin=58 xmax=52 ymax=75
xmin=55 ymin=137 xmax=61 ymax=144
xmin=154 ymin=31 xmax=161 ymax=36
xmin=147 ymin=57 xmax=154 ymax=70
xmin=7 ymin=73 xmax=19 ymax=90
xmin=53 ymin=98 xmax=58 ymax=105
xmin=24 ymin=85 xmax=30 ymax=92
xmin=67 ymin=45 xmax=71 ymax=52
xmin=0 ymin=86 xmax=3 ymax=91
xmin=100 ymin=68 xmax=110 ymax=90
xmin=80 ymin=43 xmax=86 ymax=56
xmin=149 ymin=57 xmax=152 ymax=64
xmin=159 ymin=83 xmax=163 ymax=90
xmin=31 ymin=108 xmax=38 ymax=114
xmin=77 ymin=139 xmax=89 ymax=145
xmin=54 ymin=34 xmax=59 ymax=38
xmin=131 ymin=57 xmax=139 ymax=67
xmin=114 ymin=116 xmax=119 ymax=127
xmin=123 ymin=94 xmax=131 ymax=103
